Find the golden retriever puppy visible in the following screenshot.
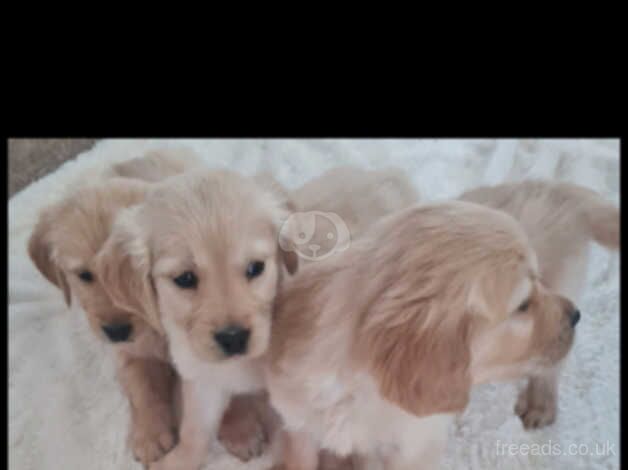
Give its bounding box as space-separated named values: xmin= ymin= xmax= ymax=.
xmin=458 ymin=180 xmax=619 ymax=429
xmin=28 ymin=177 xmax=178 ymax=466
xmin=94 ymin=170 xmax=300 ymax=470
xmin=266 ymin=200 xmax=580 ymax=470
xmin=96 ymin=167 xmax=418 ymax=470
xmin=27 ymin=151 xmax=269 ymax=466
xmin=280 ymin=167 xmax=419 ymax=265
xmin=280 ymin=167 xmax=419 ymax=264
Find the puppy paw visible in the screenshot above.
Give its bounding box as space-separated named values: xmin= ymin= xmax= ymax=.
xmin=130 ymin=411 xmax=177 ymax=465
xmin=149 ymin=458 xmax=178 ymax=470
xmin=218 ymin=411 xmax=268 ymax=461
xmin=148 ymin=445 xmax=197 ymax=470
xmin=514 ymin=387 xmax=557 ymax=430
xmin=320 ymin=452 xmax=356 ymax=470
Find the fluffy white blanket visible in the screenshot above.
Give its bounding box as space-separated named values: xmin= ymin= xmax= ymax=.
xmin=8 ymin=139 xmax=619 ymax=470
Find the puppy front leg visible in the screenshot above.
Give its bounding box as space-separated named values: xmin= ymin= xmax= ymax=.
xmin=319 ymin=450 xmax=358 ymax=470
xmin=385 ymin=448 xmax=443 ymax=470
xmin=384 ymin=426 xmax=448 ymax=470
xmin=515 ymin=367 xmax=559 ymax=429
xmin=349 ymin=453 xmax=384 ymax=470
xmin=218 ymin=391 xmax=280 ymax=461
xmin=150 ymin=379 xmax=228 ymax=470
xmin=117 ymin=353 xmax=177 ymax=466
xmin=270 ymin=429 xmax=319 ymax=470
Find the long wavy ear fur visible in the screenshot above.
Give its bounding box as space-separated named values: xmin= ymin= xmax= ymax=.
xmin=96 ymin=209 xmax=162 ymax=333
xmin=254 ymin=171 xmax=299 ymax=275
xmin=361 ymin=302 xmax=473 ymax=417
xmin=28 ymin=210 xmax=71 ymax=306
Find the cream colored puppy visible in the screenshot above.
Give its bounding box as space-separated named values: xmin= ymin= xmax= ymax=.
xmin=28 ymin=149 xmax=275 ymax=466
xmin=458 ymin=180 xmax=619 ymax=429
xmin=266 ymin=200 xmax=580 ymax=470
xmin=30 ymin=177 xmax=178 ymax=466
xmin=280 ymin=166 xmax=419 ymax=265
xmin=96 ymin=167 xmax=418 ymax=470
xmin=28 ymin=149 xmax=202 ymax=465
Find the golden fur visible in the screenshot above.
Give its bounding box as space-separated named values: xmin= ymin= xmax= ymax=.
xmin=278 ymin=167 xmax=419 ymax=266
xmin=27 ymin=151 xmax=273 ymax=465
xmin=266 ymin=201 xmax=579 ymax=470
xmin=291 ymin=166 xmax=419 ymax=255
xmin=97 ymin=170 xmax=295 ymax=364
xmin=111 ymin=147 xmax=204 ymax=182
xmin=96 ymin=166 xmax=418 ymax=470
xmin=458 ymin=179 xmax=619 ymax=428
xmin=28 ymin=177 xmax=179 ymax=465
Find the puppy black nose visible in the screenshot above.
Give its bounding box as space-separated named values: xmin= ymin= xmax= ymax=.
xmin=570 ymin=309 xmax=581 ymax=327
xmin=102 ymin=323 xmax=133 ymax=342
xmin=214 ymin=326 xmax=250 ymax=356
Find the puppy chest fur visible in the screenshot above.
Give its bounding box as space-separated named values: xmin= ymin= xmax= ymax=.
xmin=162 ymin=312 xmax=265 ymax=393
xmin=270 ymin=368 xmax=453 ymax=458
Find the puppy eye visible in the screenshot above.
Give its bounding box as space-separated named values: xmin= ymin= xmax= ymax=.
xmin=517 ymin=299 xmax=530 ymax=312
xmin=78 ymin=270 xmax=94 ymax=283
xmin=246 ymin=261 xmax=265 ymax=279
xmin=173 ymin=271 xmax=198 ymax=289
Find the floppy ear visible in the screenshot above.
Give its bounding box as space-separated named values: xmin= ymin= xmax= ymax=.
xmin=361 ymin=304 xmax=473 ymax=417
xmin=95 ymin=213 xmax=162 ymax=333
xmin=280 ymin=247 xmax=299 ymax=276
xmin=254 ymin=172 xmax=300 ymax=275
xmin=277 ymin=204 xmax=299 ymax=275
xmin=467 ymin=263 xmax=522 ymax=318
xmin=278 ymin=213 xmax=309 ymax=275
xmin=28 ymin=212 xmax=71 ymax=306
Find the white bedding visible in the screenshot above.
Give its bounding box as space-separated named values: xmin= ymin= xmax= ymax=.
xmin=8 ymin=139 xmax=620 ymax=470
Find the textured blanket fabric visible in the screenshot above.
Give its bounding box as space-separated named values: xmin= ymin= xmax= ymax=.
xmin=8 ymin=139 xmax=619 ymax=470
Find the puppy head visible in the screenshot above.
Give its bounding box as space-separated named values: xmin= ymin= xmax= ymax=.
xmin=354 ymin=201 xmax=579 ymax=417
xmin=28 ymin=178 xmax=151 ymax=343
xmin=97 ymin=170 xmax=296 ymax=365
xmin=279 ymin=211 xmax=351 ymax=262
xmin=467 ymin=263 xmax=578 ymax=385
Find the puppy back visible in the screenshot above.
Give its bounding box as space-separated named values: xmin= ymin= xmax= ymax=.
xmin=111 ymin=147 xmax=203 ymax=182
xmin=459 ymin=180 xmax=619 ymax=251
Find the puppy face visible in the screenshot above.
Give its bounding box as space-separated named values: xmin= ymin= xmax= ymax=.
xmin=469 ymin=271 xmax=578 ymax=384
xmin=28 ymin=179 xmax=150 ymax=344
xmin=353 ymin=201 xmax=579 ymax=417
xmin=98 ymin=170 xmax=296 ymax=364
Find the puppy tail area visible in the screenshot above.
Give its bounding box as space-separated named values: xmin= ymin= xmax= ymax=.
xmin=111 ymin=146 xmax=204 ymax=182
xmin=585 ymin=198 xmax=620 ymax=251
xmin=581 ymin=196 xmax=620 ymax=251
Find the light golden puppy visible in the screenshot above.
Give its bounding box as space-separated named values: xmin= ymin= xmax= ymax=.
xmin=29 ymin=177 xmax=178 ymax=466
xmin=266 ymin=200 xmax=580 ymax=470
xmin=280 ymin=167 xmax=418 ymax=265
xmin=28 ymin=150 xmax=268 ymax=466
xmin=96 ymin=167 xmax=418 ymax=470
xmin=458 ymin=180 xmax=619 ymax=429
